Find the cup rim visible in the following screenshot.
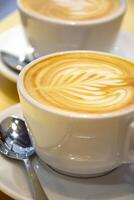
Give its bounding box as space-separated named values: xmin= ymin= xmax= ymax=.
xmin=17 ymin=0 xmax=126 ymax=26
xmin=17 ymin=50 xmax=134 ymax=119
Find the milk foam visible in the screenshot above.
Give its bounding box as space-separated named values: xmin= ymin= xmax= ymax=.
xmin=54 ymin=0 xmax=90 ymax=15
xmin=24 ymin=52 xmax=134 ymax=114
xmin=22 ymin=0 xmax=119 ymax=21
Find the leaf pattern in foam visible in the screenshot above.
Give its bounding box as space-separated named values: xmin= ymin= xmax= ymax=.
xmin=24 ymin=52 xmax=134 ymax=114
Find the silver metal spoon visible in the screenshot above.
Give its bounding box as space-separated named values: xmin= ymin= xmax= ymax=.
xmin=0 ymin=48 xmax=39 ymax=73
xmin=0 ymin=116 xmax=49 ymax=200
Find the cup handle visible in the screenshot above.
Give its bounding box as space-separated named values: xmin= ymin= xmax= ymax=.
xmin=124 ymin=122 xmax=134 ymax=163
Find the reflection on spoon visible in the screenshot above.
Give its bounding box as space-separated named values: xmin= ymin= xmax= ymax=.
xmin=0 ymin=116 xmax=49 ymax=200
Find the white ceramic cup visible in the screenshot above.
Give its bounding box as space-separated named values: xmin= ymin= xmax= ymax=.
xmin=17 ymin=50 xmax=134 ymax=177
xmin=18 ymin=0 xmax=126 ymax=56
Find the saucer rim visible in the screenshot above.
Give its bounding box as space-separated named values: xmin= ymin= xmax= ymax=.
xmin=0 ymin=26 xmax=22 ymax=82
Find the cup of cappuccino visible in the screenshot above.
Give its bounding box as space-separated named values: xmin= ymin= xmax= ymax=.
xmin=18 ymin=51 xmax=134 ymax=177
xmin=18 ymin=0 xmax=126 ymax=55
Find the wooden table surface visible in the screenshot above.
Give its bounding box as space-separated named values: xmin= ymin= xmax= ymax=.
xmin=0 ymin=1 xmax=134 ymax=199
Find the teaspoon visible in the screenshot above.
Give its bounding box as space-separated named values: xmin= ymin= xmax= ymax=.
xmin=0 ymin=48 xmax=39 ymax=73
xmin=0 ymin=116 xmax=49 ymax=200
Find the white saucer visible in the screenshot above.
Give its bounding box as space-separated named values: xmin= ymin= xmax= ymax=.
xmin=0 ymin=26 xmax=134 ymax=83
xmin=0 ymin=104 xmax=134 ymax=200
xmin=0 ymin=26 xmax=28 ymax=82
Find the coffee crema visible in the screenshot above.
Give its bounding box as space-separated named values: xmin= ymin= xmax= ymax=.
xmin=21 ymin=0 xmax=119 ymax=21
xmin=24 ymin=52 xmax=134 ymax=114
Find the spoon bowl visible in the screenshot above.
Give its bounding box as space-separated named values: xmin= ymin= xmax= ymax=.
xmin=0 ymin=116 xmax=48 ymax=200
xmin=0 ymin=116 xmax=34 ymax=160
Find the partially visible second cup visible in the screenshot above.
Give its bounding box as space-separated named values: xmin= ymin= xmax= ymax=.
xmin=18 ymin=0 xmax=126 ymax=55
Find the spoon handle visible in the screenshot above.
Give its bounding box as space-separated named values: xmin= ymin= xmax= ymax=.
xmin=23 ymin=158 xmax=49 ymax=200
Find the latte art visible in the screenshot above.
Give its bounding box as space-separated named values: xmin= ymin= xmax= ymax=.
xmin=21 ymin=0 xmax=119 ymax=21
xmin=24 ymin=52 xmax=134 ymax=115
